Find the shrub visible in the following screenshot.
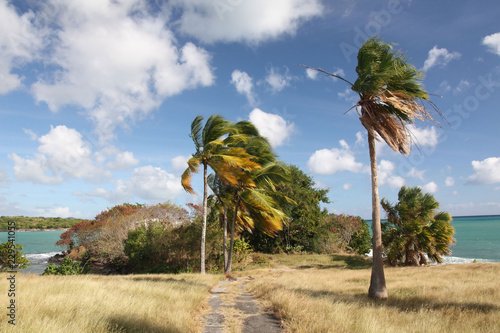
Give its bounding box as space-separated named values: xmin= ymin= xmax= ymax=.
xmin=0 ymin=242 xmax=30 ymax=272
xmin=42 ymin=257 xmax=87 ymax=276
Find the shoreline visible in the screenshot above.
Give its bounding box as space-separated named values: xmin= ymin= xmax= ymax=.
xmin=0 ymin=228 xmax=68 ymax=232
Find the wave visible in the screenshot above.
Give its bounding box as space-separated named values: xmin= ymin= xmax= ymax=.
xmin=25 ymin=251 xmax=62 ymax=264
xmin=364 ymin=249 xmax=494 ymax=264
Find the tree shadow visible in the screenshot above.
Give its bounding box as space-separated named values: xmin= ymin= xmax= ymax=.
xmin=107 ymin=315 xmax=183 ymax=333
xmin=129 ymin=276 xmax=209 ymax=288
xmin=293 ymin=288 xmax=500 ymax=314
xmin=295 ymin=254 xmax=372 ymax=270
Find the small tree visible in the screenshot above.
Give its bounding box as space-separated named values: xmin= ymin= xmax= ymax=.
xmin=0 ymin=242 xmax=30 ymax=272
xmin=381 ymin=186 xmax=455 ymax=266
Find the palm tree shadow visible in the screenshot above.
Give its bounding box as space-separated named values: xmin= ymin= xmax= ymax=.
xmin=293 ymin=288 xmax=499 ymax=314
xmin=107 ymin=315 xmax=182 ymax=333
xmin=295 ymin=254 xmax=372 ymax=270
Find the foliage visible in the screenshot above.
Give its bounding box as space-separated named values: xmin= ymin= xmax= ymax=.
xmin=0 ymin=216 xmax=81 ymax=231
xmin=232 ymin=238 xmax=253 ymax=263
xmin=0 ymin=242 xmax=30 ymax=272
xmin=42 ymin=257 xmax=87 ymax=275
xmin=244 ymin=164 xmax=329 ymax=253
xmin=381 ymin=186 xmax=455 ymax=266
xmin=124 ymin=203 xmax=223 ymax=274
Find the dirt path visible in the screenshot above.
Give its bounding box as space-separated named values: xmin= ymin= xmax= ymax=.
xmin=202 ymin=276 xmax=283 ymax=333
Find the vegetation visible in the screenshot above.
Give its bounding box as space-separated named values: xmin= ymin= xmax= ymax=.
xmin=382 ymin=186 xmax=455 ymax=266
xmin=0 ymin=216 xmax=81 ymax=231
xmin=181 ymin=115 xmax=260 ymax=274
xmin=0 ymin=272 xmax=223 ymax=333
xmin=305 ymin=36 xmax=442 ymax=299
xmin=245 ymin=258 xmax=500 ymax=333
xmin=0 ymin=242 xmax=30 ymax=272
xmin=42 ymin=257 xmax=88 ymax=275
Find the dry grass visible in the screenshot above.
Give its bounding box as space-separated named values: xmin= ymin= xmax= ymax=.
xmin=0 ymin=272 xmax=223 ymax=333
xmin=246 ymin=256 xmax=500 ymax=333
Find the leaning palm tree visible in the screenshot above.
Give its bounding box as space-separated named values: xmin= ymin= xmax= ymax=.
xmin=181 ymin=115 xmax=260 ymax=274
xmin=303 ymin=37 xmax=442 ymax=298
xmin=381 ymin=186 xmax=455 ymax=266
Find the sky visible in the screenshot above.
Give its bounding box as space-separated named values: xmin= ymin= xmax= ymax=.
xmin=1 ymin=0 xmax=499 ymax=220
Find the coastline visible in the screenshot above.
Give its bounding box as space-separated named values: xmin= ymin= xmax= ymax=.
xmin=1 ymin=228 xmax=68 ymax=232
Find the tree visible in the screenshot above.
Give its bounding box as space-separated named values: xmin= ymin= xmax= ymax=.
xmin=181 ymin=115 xmax=260 ymax=274
xmin=381 ymin=186 xmax=455 ymax=266
xmin=0 ymin=242 xmax=30 ymax=272
xmin=304 ymin=36 xmax=442 ymax=298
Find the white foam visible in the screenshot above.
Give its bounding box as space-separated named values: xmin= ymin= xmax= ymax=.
xmin=26 ymin=252 xmax=62 ymax=264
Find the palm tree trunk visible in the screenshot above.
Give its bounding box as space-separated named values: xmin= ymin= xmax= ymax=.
xmin=200 ymin=163 xmax=208 ymax=275
xmin=367 ymin=130 xmax=388 ymax=299
xmin=226 ymin=196 xmax=240 ymax=274
xmin=223 ymin=205 xmax=228 ymax=271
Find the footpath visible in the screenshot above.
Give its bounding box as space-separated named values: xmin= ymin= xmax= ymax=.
xmin=202 ymin=276 xmax=283 ymax=333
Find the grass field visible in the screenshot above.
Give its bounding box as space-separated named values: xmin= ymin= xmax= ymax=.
xmin=0 ymin=273 xmax=223 ymax=333
xmin=1 ymin=254 xmax=499 ymax=332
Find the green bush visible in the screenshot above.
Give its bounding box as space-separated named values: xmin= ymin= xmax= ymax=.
xmin=42 ymin=257 xmax=87 ymax=276
xmin=0 ymin=242 xmax=30 ymax=272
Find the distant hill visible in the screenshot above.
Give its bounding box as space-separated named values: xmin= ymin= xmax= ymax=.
xmin=0 ymin=216 xmax=82 ymax=231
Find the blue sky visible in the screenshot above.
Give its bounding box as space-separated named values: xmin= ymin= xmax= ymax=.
xmin=1 ymin=0 xmax=499 ymax=220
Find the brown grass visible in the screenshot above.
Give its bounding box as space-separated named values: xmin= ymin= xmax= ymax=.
xmin=0 ymin=273 xmax=223 ymax=333
xmin=245 ymin=255 xmax=500 ymax=333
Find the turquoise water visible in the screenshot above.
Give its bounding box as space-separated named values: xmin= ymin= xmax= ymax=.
xmin=0 ymin=230 xmax=64 ymax=274
xmin=1 ymin=215 xmax=499 ymax=274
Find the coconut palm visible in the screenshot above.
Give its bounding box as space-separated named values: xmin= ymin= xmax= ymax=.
xmin=381 ymin=186 xmax=455 ymax=266
xmin=181 ymin=115 xmax=260 ymax=274
xmin=303 ymin=36 xmax=442 ymax=298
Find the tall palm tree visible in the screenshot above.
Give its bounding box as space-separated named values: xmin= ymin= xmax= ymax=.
xmin=303 ymin=37 xmax=442 ymax=298
xmin=381 ymin=186 xmax=455 ymax=266
xmin=181 ymin=115 xmax=260 ymax=274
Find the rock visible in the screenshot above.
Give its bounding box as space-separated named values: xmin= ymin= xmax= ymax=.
xmin=48 ymin=253 xmax=65 ymax=263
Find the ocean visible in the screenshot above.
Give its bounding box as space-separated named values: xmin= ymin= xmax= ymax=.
xmin=1 ymin=215 xmax=499 ymax=274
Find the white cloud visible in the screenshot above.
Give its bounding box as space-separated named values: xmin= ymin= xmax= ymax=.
xmin=231 ymin=70 xmax=257 ymax=106
xmin=308 ymin=141 xmax=367 ymax=175
xmin=88 ymin=165 xmax=183 ymax=203
xmin=408 ymin=125 xmax=440 ymax=149
xmin=483 ymin=32 xmax=500 ymax=56
xmin=169 ymin=0 xmax=323 ymax=44
xmin=355 ymin=131 xmax=365 ymax=146
xmin=171 ymin=155 xmax=190 ymax=172
xmin=265 ymin=66 xmax=292 ymax=93
xmin=422 ymin=46 xmax=461 ymax=71
xmin=467 ymin=157 xmax=500 ymax=185
xmin=23 ymin=129 xmax=38 ymax=141
xmin=343 ymin=183 xmax=352 ymax=190
xmin=106 ymin=151 xmax=139 ymax=170
xmin=33 ymin=206 xmax=78 ymax=218
xmin=306 ymin=68 xmax=318 ymax=80
xmin=421 ymin=181 xmax=438 ymax=194
xmin=0 ymin=1 xmax=42 ymax=94
xmin=378 ymin=160 xmax=405 ymax=188
xmin=407 ymin=167 xmax=425 ymax=181
xmin=338 ymin=87 xmax=357 ymax=103
xmin=31 ymin=1 xmax=214 ymax=142
xmin=249 ymin=108 xmax=295 ymax=147
xmin=9 ymin=126 xmax=111 ymax=184
xmin=454 ymin=80 xmax=470 ymax=94
xmin=445 ymin=177 xmax=455 ymax=187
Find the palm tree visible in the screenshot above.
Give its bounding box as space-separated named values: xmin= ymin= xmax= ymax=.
xmin=381 ymin=186 xmax=455 ymax=266
xmin=303 ymin=37 xmax=442 ymax=298
xmin=181 ymin=115 xmax=260 ymax=274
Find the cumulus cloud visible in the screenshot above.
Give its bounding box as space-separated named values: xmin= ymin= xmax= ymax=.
xmin=422 ymin=46 xmax=461 ymax=71
xmin=343 ymin=183 xmax=352 ymax=190
xmin=171 ymin=155 xmax=190 ymax=172
xmin=467 ymin=157 xmax=500 ymax=185
xmin=169 ymin=0 xmax=323 ymax=44
xmin=249 ymin=108 xmax=295 ymax=147
xmin=231 ymin=70 xmax=257 ymax=106
xmin=408 ymin=125 xmax=440 ymax=149
xmin=306 ymin=68 xmax=319 ymax=80
xmin=378 ymin=160 xmax=405 ymax=188
xmin=88 ymin=166 xmax=183 ymax=203
xmin=31 ymin=1 xmax=214 ymax=142
xmin=0 ymin=1 xmax=42 ymax=94
xmin=355 ymin=131 xmax=365 ymax=146
xmin=308 ymin=141 xmax=367 ymax=175
xmin=338 ymin=87 xmax=357 ymax=103
xmin=421 ymin=181 xmax=438 ymax=194
xmin=9 ymin=126 xmax=111 ymax=184
xmin=8 ymin=126 xmax=142 ymax=184
xmin=483 ymin=32 xmax=500 ymax=56
xmin=445 ymin=177 xmax=455 ymax=187
xmin=265 ymin=66 xmax=292 ymax=93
